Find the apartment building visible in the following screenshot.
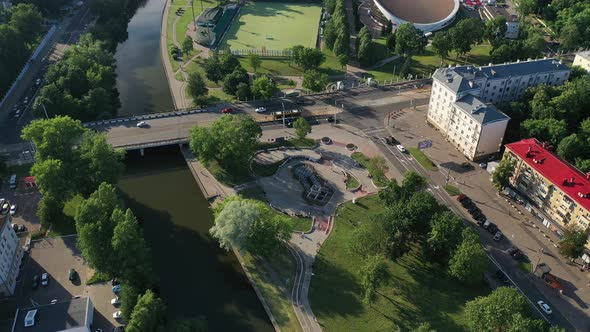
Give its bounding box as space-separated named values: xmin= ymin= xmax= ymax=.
xmin=503 ymin=139 xmax=590 ymax=244
xmin=573 ymin=51 xmax=590 ymax=73
xmin=0 ymin=214 xmax=23 ymax=297
xmin=427 ymin=59 xmax=571 ymax=160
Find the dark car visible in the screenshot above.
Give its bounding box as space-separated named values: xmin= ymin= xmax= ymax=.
xmin=472 ymin=210 xmax=482 ymax=219
xmin=512 ymin=249 xmax=524 ymax=260
xmin=461 ymin=198 xmax=473 ymax=208
xmin=467 ymin=205 xmax=480 ymax=214
xmin=286 ymin=120 xmax=294 ymax=127
xmin=326 ymin=116 xmax=335 ymax=123
xmin=457 ymin=194 xmax=467 ymax=202
xmin=32 ymin=275 xmax=39 ymax=289
xmin=487 ymin=223 xmax=498 ymax=234
xmin=221 ymin=107 xmax=234 ymax=114
xmin=476 ymin=215 xmax=487 ymax=225
xmin=495 ymin=270 xmax=510 ymax=284
xmin=68 ymin=268 xmax=77 ymax=281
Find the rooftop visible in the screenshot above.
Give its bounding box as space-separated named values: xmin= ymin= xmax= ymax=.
xmin=506 ymin=138 xmax=590 ymax=212
xmin=483 ymin=5 xmax=518 ymax=22
xmin=433 ymin=59 xmax=571 ymax=93
xmin=454 ymin=94 xmax=510 ymax=125
xmin=12 ymin=297 xmax=92 ymax=332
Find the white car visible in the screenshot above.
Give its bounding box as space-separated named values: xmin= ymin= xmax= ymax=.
xmin=111 ymin=297 xmax=121 ymax=306
xmin=255 ymin=107 xmax=267 ymax=113
xmin=113 ymin=311 xmax=122 ymax=319
xmin=10 ymin=204 xmax=17 ymax=216
xmin=479 ymin=162 xmax=488 ymax=169
xmin=537 ymin=300 xmax=552 ymax=314
xmin=41 ymin=273 xmax=49 ymax=286
xmin=396 ymin=144 xmax=406 ymax=153
xmin=136 ymin=121 xmax=149 ymax=128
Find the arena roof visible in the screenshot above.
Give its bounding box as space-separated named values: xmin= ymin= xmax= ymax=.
xmin=376 ymin=0 xmax=456 ymax=24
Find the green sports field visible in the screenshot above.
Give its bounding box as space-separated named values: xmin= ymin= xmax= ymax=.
xmin=220 ymin=2 xmax=322 ymax=51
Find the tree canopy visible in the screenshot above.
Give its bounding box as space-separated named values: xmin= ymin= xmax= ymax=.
xmin=559 ymin=225 xmax=590 ymax=260
xmin=395 ymin=23 xmax=426 ymax=56
xmin=448 ymin=230 xmax=487 ymax=283
xmin=302 ymin=70 xmax=328 ymax=93
xmin=359 ymin=255 xmax=389 ymax=303
xmin=293 ymin=117 xmax=311 ymax=140
xmin=252 ymin=75 xmax=278 ymax=100
xmin=291 ymin=45 xmax=326 ymax=71
xmin=492 ymin=157 xmax=515 ymax=191
xmin=189 ymin=115 xmax=262 ymax=171
xmin=126 ymin=290 xmax=166 ymax=332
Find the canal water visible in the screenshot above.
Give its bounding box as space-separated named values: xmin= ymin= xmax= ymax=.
xmin=119 ymin=146 xmax=273 ymax=331
xmin=115 ymin=0 xmax=174 ymax=117
xmin=113 ymin=0 xmax=273 ymax=329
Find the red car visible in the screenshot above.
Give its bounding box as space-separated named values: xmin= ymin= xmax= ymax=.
xmin=221 ymin=108 xmax=234 ymax=114
xmin=457 ymin=194 xmax=466 ymax=202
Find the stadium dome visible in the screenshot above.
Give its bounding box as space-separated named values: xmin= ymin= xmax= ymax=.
xmin=372 ymin=0 xmax=460 ymax=32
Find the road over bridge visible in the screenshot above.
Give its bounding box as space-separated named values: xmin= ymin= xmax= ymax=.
xmin=86 ymin=82 xmax=432 ymax=151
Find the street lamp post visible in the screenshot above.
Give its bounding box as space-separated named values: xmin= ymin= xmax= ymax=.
xmin=41 ymin=103 xmax=49 ymax=119
xmin=281 ymin=101 xmax=286 ymax=128
xmin=189 ymin=0 xmax=196 ymax=32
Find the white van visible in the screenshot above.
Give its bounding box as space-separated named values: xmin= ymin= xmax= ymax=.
xmin=9 ymin=174 xmax=17 ymax=189
xmin=396 ymin=144 xmax=407 ymax=153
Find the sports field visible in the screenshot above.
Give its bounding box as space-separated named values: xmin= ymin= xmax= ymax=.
xmin=220 ymin=2 xmax=322 ymax=51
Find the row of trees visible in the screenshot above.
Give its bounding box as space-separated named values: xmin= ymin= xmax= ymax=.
xmin=352 ymin=172 xmax=488 ymax=304
xmin=32 ymin=34 xmax=120 ymax=121
xmin=356 ymin=26 xmax=373 ymax=66
xmin=324 ymin=0 xmax=350 ymax=56
xmin=0 ymin=3 xmax=43 ymax=97
xmin=516 ymin=0 xmax=590 ymax=50
xmin=501 ymin=73 xmax=590 ymax=171
xmin=21 ymin=116 xmax=124 ymax=227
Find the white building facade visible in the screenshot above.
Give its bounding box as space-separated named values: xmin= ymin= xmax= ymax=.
xmin=427 ymin=59 xmax=571 ymax=161
xmin=0 ymin=215 xmax=22 ymax=297
xmin=573 ymin=51 xmax=590 ymax=73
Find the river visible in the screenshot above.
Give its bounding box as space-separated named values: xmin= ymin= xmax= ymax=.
xmin=114 ymin=0 xmax=273 ymax=330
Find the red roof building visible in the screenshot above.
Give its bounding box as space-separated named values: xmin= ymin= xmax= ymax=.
xmin=505 ymin=138 xmax=590 ymax=232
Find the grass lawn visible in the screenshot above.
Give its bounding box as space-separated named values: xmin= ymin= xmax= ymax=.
xmin=518 ymin=260 xmax=532 ymax=273
xmin=243 ymin=245 xmax=302 ymax=332
xmin=238 ymin=48 xmax=345 ymax=77
xmin=220 ymin=2 xmax=321 ymax=51
xmin=408 ymin=147 xmax=439 ymax=171
xmin=444 ymin=184 xmax=462 ymax=196
xmin=346 ymin=172 xmax=360 ymax=190
xmin=310 ymin=195 xmax=490 ymax=331
xmin=350 ymin=152 xmax=389 ymax=187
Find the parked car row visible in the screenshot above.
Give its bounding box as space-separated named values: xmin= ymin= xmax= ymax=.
xmin=457 ymin=194 xmax=503 ymax=241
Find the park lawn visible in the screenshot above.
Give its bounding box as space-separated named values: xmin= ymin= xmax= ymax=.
xmin=207 ymin=88 xmax=235 ymax=103
xmin=346 ymin=172 xmax=360 ymax=190
xmin=350 ymin=152 xmax=389 ymax=187
xmin=243 ymin=245 xmax=302 ymax=332
xmin=309 ymin=195 xmax=490 ymax=331
xmin=408 ymin=147 xmax=439 ymax=171
xmin=220 ymin=2 xmax=321 ymax=51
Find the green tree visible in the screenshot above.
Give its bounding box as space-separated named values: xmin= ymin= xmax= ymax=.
xmin=78 ymin=131 xmax=125 ymax=194
xmin=182 ymin=36 xmax=193 ymax=55
xmin=559 ymin=225 xmax=590 ymax=260
xmin=359 ymin=255 xmax=389 ymax=303
xmin=235 ymin=82 xmax=251 ymax=100
xmin=401 ymin=171 xmax=427 ymax=195
xmin=449 ymin=18 xmax=484 ymax=58
xmin=484 ymin=16 xmax=508 ymax=48
xmin=120 ymin=284 xmax=141 ymax=320
xmin=413 ymin=322 xmax=436 ymax=332
xmin=126 ymin=290 xmax=166 ymax=332
xmin=204 ymin=53 xmax=224 ymax=83
xmin=219 ymin=52 xmax=241 ymax=76
xmin=395 ymin=23 xmax=426 ymax=55
xmin=431 ymin=31 xmax=451 ymax=61
xmin=367 ymin=156 xmax=388 ymax=182
xmin=492 ymin=157 xmax=515 ymax=191
xmin=302 ymin=70 xmax=328 ymax=92
xmin=248 ymin=53 xmax=261 ymax=73
xmin=292 ymin=46 xmax=326 ymax=71
xmin=448 ymin=234 xmax=486 ymax=283
xmin=293 ymin=117 xmax=311 ymax=140
xmin=167 ymin=317 xmax=208 ymax=332
xmin=222 ymin=67 xmax=249 ymax=96
xmin=187 ymin=72 xmax=208 ymax=101
xmin=386 ymin=32 xmax=396 ymax=52
xmin=75 ymin=183 xmax=120 ymax=276
xmin=251 ymin=75 xmax=278 ymax=100
xmin=557 ymin=133 xmax=584 ymax=161
xmin=112 ymin=208 xmax=153 ymax=288
xmin=337 ymin=53 xmax=349 ymax=69
xmin=516 ymin=0 xmax=538 ymax=16
xmin=349 ymin=218 xmax=392 ymax=258
xmin=189 ymin=115 xmax=262 ymax=170
xmin=521 ymin=118 xmax=568 ymax=144
xmin=425 ymin=211 xmax=464 ymax=264
xmin=9 ymin=3 xmax=42 ymax=42
xmin=357 ymin=26 xmax=373 ymax=66
xmin=465 ymin=287 xmax=531 ymax=332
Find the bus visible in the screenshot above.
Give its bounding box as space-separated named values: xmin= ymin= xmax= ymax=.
xmin=272 ymin=109 xmax=301 ymax=121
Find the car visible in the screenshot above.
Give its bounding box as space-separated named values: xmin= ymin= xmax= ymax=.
xmin=1 ymin=203 xmax=9 ymax=215
xmin=487 ymin=223 xmax=498 ymax=234
xmin=326 ymin=116 xmax=335 ymax=123
xmin=23 ymin=97 xmax=29 ymax=104
xmin=462 ymin=200 xmax=474 ymax=209
xmin=537 ymin=301 xmax=552 ymax=314
xmin=14 ymin=108 xmax=22 ymax=118
xmin=479 ymin=163 xmax=488 ymax=168
xmin=136 ymin=121 xmax=149 ymax=128
xmin=495 ymin=270 xmax=510 ymax=284
xmin=456 ymin=194 xmax=467 ymax=202
xmin=112 ymin=285 xmax=122 ymax=293
xmin=68 ymin=268 xmax=77 ymax=281
xmin=18 ymin=225 xmax=26 ymax=233
xmin=467 ymin=205 xmax=479 ymax=214
xmin=512 ymin=249 xmax=524 ymax=260
xmin=41 ymin=273 xmax=49 ymax=286
xmin=0 ymin=198 xmax=5 ymax=206
xmin=12 ymin=223 xmax=19 ymax=232
xmin=506 ymin=247 xmax=518 ymax=255
xmin=113 ymin=311 xmax=123 ymax=319
xmin=255 ymin=107 xmax=266 ymax=113
xmin=32 ymin=275 xmax=39 ymax=289
xmin=35 ymin=78 xmax=42 ymax=86
xmin=472 ymin=210 xmax=482 ymax=219
xmin=112 ymin=278 xmax=120 ymax=286
xmin=482 ymin=220 xmax=491 ymax=229
xmin=493 ymin=231 xmax=503 ymax=241
xmin=476 ymin=215 xmax=487 ymax=223
xmin=396 ymin=144 xmax=407 ymax=153
xmin=9 ymin=204 xmax=17 ymax=216
xmin=111 ymin=297 xmax=121 ymax=306
xmin=286 ymin=120 xmax=294 ymax=128
xmin=221 ymin=107 xmax=234 ymax=114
